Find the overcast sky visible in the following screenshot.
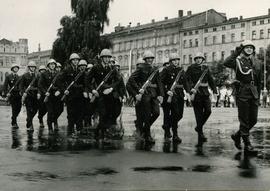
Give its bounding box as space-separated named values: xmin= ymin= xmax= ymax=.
xmin=0 ymin=0 xmax=269 ymax=52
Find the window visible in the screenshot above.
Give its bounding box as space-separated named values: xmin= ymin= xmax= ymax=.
xmin=11 ymin=57 xmax=16 ymax=63
xmin=0 ymin=56 xmax=3 ymax=66
xmin=222 ymin=26 xmax=226 ymax=30
xmin=126 ymin=41 xmax=131 ymax=50
xmin=268 ymin=19 xmax=270 ymax=23
xmin=260 ymin=29 xmax=264 ymax=39
xmin=268 ymin=29 xmax=270 ymax=38
xmin=189 ymin=39 xmax=192 ymax=47
xmin=161 ymin=36 xmax=166 ymax=45
xmin=195 ymin=39 xmax=199 ymax=47
xmin=231 ymin=24 xmax=235 ymax=29
xmin=252 ymin=30 xmax=256 ymax=40
xmin=260 ymin=20 xmax=264 ymax=25
xmin=212 ymin=52 xmax=216 ymax=61
xmin=241 ymin=23 xmax=245 ymax=28
xmin=189 ymin=31 xmax=193 ymax=35
xmin=183 ymin=55 xmax=186 ymax=64
xmin=252 ymin=21 xmax=256 ymax=26
xmin=204 ymin=37 xmax=208 ymax=45
xmin=0 ymin=72 xmax=3 ymax=82
xmin=241 ymin=32 xmax=245 ymax=40
xmin=195 ymin=30 xmax=199 ymax=34
xmin=213 ymin=27 xmax=217 ymax=32
xmin=189 ymin=55 xmax=192 ymax=64
xmin=183 ymin=40 xmax=187 ymax=48
xmin=222 ymin=34 xmax=226 ymax=43
xmin=204 ymin=53 xmax=208 ymax=62
xmin=231 ymin=33 xmax=235 ymax=42
xmin=184 ymin=32 xmax=187 ymax=36
xmin=124 ymin=55 xmax=128 ymax=66
xmin=173 ymin=34 xmax=179 ymax=44
xmin=213 ymin=36 xmax=217 ymax=44
xmin=157 ymin=37 xmax=162 ymax=46
xmin=204 ymin=28 xmax=208 ymax=33
xmin=221 ymin=51 xmax=225 ymax=61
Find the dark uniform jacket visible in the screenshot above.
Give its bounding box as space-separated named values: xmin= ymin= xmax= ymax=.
xmin=3 ymin=73 xmax=21 ymax=97
xmin=126 ymin=63 xmax=164 ymax=98
xmin=160 ymin=64 xmax=190 ymax=98
xmin=19 ymin=72 xmax=38 ymax=98
xmin=85 ymin=63 xmax=124 ymax=99
xmin=38 ymin=70 xmax=59 ymax=95
xmin=56 ymin=65 xmax=85 ymax=100
xmin=223 ymin=53 xmax=262 ymax=99
xmin=186 ymin=64 xmax=217 ymax=96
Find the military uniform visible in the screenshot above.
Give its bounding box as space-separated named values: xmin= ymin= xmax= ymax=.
xmin=37 ymin=73 xmax=47 ymax=127
xmin=223 ymin=41 xmax=262 ymax=151
xmin=3 ymin=73 xmax=22 ymax=127
xmin=160 ymin=64 xmax=190 ymax=141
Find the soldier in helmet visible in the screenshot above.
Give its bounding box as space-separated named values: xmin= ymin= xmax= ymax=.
xmin=224 ymin=40 xmax=262 ymax=152
xmin=37 ymin=65 xmax=47 ymax=128
xmin=38 ymin=59 xmax=63 ymax=134
xmin=160 ymin=53 xmax=190 ymax=143
xmin=55 ymin=53 xmax=85 ymax=136
xmin=56 ymin=62 xmax=62 ymax=73
xmin=126 ymin=50 xmax=164 ymax=143
xmin=2 ymin=63 xmax=22 ymax=128
xmin=186 ymin=52 xmax=217 ymax=146
xmin=85 ymin=49 xmax=123 ymax=140
xmin=19 ymin=61 xmax=39 ymax=131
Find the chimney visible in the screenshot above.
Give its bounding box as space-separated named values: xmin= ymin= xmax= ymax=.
xmin=137 ymin=22 xmax=140 ymax=26
xmin=164 ymin=16 xmax=168 ymax=20
xmin=178 ymin=10 xmax=183 ymax=18
xmin=239 ymin=15 xmax=243 ymax=20
xmin=151 ymin=19 xmax=155 ymax=23
xmin=38 ymin=43 xmax=41 ymax=52
xmin=187 ymin=11 xmax=192 ymax=16
xmin=268 ymin=8 xmax=270 ymax=15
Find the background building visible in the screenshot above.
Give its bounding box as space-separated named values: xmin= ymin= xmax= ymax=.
xmin=27 ymin=46 xmax=52 ymax=69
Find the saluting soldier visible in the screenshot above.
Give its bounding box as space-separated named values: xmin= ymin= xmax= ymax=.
xmin=160 ymin=53 xmax=190 ymax=143
xmin=223 ymin=40 xmax=262 ymax=152
xmin=37 ymin=65 xmax=47 ymax=128
xmin=55 ymin=53 xmax=85 ymax=136
xmin=186 ymin=52 xmax=217 ymax=145
xmin=126 ymin=50 xmax=164 ymax=144
xmin=2 ymin=63 xmax=22 ymax=128
xmin=19 ymin=61 xmax=39 ymax=131
xmin=38 ymin=59 xmax=63 ymax=134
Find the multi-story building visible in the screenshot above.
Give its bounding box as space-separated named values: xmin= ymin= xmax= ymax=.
xmin=0 ymin=38 xmax=28 ymax=85
xmin=27 ymin=48 xmax=52 ymax=69
xmin=106 ymin=9 xmax=270 ymax=77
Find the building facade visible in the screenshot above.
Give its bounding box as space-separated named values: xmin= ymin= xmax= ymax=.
xmin=27 ymin=49 xmax=52 ymax=69
xmin=0 ymin=38 xmax=28 ymax=85
xmin=106 ymin=9 xmax=270 ymax=77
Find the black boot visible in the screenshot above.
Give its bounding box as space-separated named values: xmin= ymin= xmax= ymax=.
xmin=172 ymin=128 xmax=182 ymax=144
xmin=164 ymin=129 xmax=172 ymax=142
xmin=231 ymin=131 xmax=242 ymax=150
xmin=39 ymin=118 xmax=45 ymax=128
xmin=54 ymin=121 xmax=59 ymax=132
xmin=145 ymin=128 xmax=155 ymax=144
xmin=198 ymin=133 xmax=207 ymax=142
xmin=242 ymin=135 xmax=255 ymax=152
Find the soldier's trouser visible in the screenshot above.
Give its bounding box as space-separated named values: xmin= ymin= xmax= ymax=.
xmin=38 ymin=96 xmax=47 ymax=123
xmin=66 ymin=97 xmax=84 ymax=133
xmin=192 ymin=95 xmax=212 ymax=133
xmin=83 ymin=98 xmax=93 ymax=127
xmin=162 ymin=96 xmax=184 ymax=134
xmin=137 ymin=96 xmax=160 ymax=136
xmin=236 ymin=97 xmax=258 ymax=136
xmin=46 ymin=96 xmax=64 ymax=129
xmin=112 ymin=98 xmax=122 ymax=125
xmin=10 ymin=96 xmax=22 ymax=125
xmin=25 ymin=97 xmax=39 ymax=129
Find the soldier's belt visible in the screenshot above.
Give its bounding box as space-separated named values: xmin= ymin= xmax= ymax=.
xmin=148 ymin=83 xmax=157 ymax=88
xmin=199 ymin=83 xmax=208 ymax=87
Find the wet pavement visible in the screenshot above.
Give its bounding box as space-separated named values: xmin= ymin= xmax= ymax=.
xmin=0 ymin=106 xmax=270 ymax=190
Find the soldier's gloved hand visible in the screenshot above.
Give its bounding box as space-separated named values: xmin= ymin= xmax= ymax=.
xmin=88 ymin=93 xmax=93 ymax=99
xmin=122 ymin=96 xmax=127 ymax=103
xmin=37 ymin=93 xmax=41 ymax=100
xmin=135 ymin=94 xmax=142 ymax=102
xmin=103 ymin=87 xmax=113 ymax=95
xmin=92 ymin=90 xmax=99 ymax=97
xmin=45 ymin=92 xmax=50 ymax=96
xmin=157 ymin=96 xmax=163 ymax=104
xmin=167 ymin=91 xmax=173 ymax=96
xmin=139 ymin=89 xmax=144 ymax=94
xmin=23 ymin=92 xmax=27 ymax=97
xmin=83 ymin=92 xmax=88 ymax=98
xmin=6 ymin=93 xmax=11 ymax=98
xmin=190 ymin=88 xmax=197 ymax=94
xmin=55 ymin=91 xmax=60 ymax=97
xmin=64 ymin=90 xmax=69 ymax=95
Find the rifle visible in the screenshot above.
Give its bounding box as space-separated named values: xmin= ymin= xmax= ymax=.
xmin=90 ymin=68 xmax=116 ymax=103
xmin=6 ymin=77 xmax=21 ymax=102
xmin=21 ymin=74 xmax=37 ymax=104
xmin=43 ymin=73 xmax=61 ymax=103
xmin=61 ymin=71 xmax=84 ymax=101
xmin=190 ymin=68 xmax=208 ymax=101
xmin=167 ymin=68 xmax=183 ymax=103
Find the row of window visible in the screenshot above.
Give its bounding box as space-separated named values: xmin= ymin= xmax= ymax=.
xmin=0 ymin=56 xmax=17 ymax=67
xmin=0 ymin=71 xmax=9 ymax=82
xmin=183 ymin=51 xmax=231 ymax=64
xmin=0 ymin=46 xmax=27 ymax=53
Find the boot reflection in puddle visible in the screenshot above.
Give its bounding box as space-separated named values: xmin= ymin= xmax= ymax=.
xmin=11 ymin=126 xmax=21 ymax=149
xmin=163 ymin=141 xmax=179 ymax=153
xmin=237 ymin=152 xmax=257 ymax=178
xmin=26 ymin=131 xmax=34 ymax=151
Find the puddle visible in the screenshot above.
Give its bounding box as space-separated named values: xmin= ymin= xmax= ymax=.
xmin=79 ymin=168 xmax=118 ymax=176
xmin=7 ymin=171 xmax=60 ymax=181
xmin=133 ymin=165 xmax=213 ymax=173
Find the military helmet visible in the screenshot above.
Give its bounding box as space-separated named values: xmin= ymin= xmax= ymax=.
xmin=194 ymin=52 xmax=205 ymax=61
xmin=39 ymin=65 xmax=46 ymax=71
xmin=78 ymin=59 xmax=87 ymax=66
xmin=169 ymin=53 xmax=180 ymax=61
xmin=241 ymin=40 xmax=255 ymax=50
xmin=143 ymin=50 xmax=155 ymax=60
xmin=100 ymin=49 xmax=112 ymax=58
xmin=47 ymin=58 xmax=56 ymax=67
xmin=69 ymin=53 xmax=80 ymax=61
xmin=28 ymin=61 xmax=37 ymax=67
xmin=11 ymin=63 xmax=20 ymax=70
xmin=87 ymin=64 xmax=93 ymax=69
xmin=56 ymin=62 xmax=62 ymax=68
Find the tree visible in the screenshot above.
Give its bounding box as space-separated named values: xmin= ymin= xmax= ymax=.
xmin=210 ymin=60 xmax=229 ymax=87
xmin=256 ymin=44 xmax=270 ymax=90
xmin=52 ymin=0 xmax=113 ymax=66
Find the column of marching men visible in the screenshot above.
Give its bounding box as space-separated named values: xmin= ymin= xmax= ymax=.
xmin=2 ymin=40 xmax=262 ymax=152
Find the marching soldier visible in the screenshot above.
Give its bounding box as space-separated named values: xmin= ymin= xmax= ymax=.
xmin=2 ymin=63 xmax=22 ymax=128
xmin=160 ymin=53 xmax=190 ymax=143
xmin=186 ymin=52 xmax=217 ymax=145
xmin=38 ymin=59 xmax=63 ymax=134
xmin=37 ymin=65 xmax=47 ymax=128
xmin=54 ymin=62 xmax=64 ymax=125
xmin=56 ymin=62 xmax=62 ymax=73
xmin=126 ymin=50 xmax=164 ymax=143
xmin=85 ymin=49 xmax=123 ymax=139
xmin=19 ymin=61 xmax=39 ymax=131
xmin=223 ymin=40 xmax=262 ymax=152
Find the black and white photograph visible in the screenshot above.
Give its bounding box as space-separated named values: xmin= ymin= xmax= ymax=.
xmin=0 ymin=0 xmax=270 ymax=190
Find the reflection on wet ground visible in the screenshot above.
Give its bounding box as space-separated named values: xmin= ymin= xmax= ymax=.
xmin=132 ymin=165 xmax=213 ymax=173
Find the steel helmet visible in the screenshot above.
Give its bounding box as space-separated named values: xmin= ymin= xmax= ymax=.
xmin=143 ymin=50 xmax=155 ymax=60
xmin=56 ymin=62 xmax=62 ymax=68
xmin=100 ymin=49 xmax=112 ymax=58
xmin=69 ymin=53 xmax=80 ymax=61
xmin=47 ymin=59 xmax=56 ymax=67
xmin=87 ymin=64 xmax=93 ymax=69
xmin=137 ymin=58 xmax=145 ymax=64
xmin=39 ymin=65 xmax=46 ymax=71
xmin=169 ymin=53 xmax=180 ymax=61
xmin=194 ymin=52 xmax=205 ymax=61
xmin=78 ymin=59 xmax=87 ymax=66
xmin=241 ymin=40 xmax=255 ymax=50
xmin=28 ymin=61 xmax=37 ymax=67
xmin=11 ymin=63 xmax=20 ymax=70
